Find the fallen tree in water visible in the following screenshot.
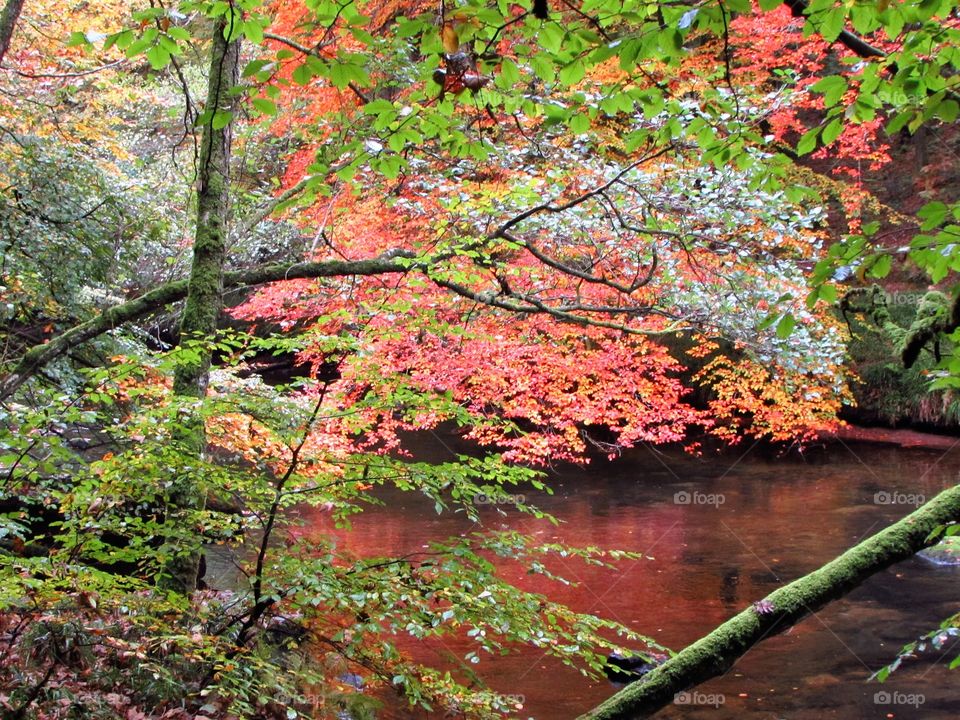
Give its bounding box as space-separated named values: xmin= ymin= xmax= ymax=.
xmin=579 ymin=483 xmax=960 ymax=719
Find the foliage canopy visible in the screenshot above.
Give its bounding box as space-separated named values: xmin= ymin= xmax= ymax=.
xmin=0 ymin=0 xmax=958 ymax=716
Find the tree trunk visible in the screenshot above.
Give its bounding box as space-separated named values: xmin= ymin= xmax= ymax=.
xmin=163 ymin=18 xmax=241 ymax=594
xmin=0 ymin=0 xmax=24 ymax=66
xmin=579 ymin=483 xmax=960 ymax=719
xmin=173 ymin=20 xmax=240 ymax=399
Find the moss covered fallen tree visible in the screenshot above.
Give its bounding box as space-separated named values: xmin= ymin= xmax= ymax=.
xmin=579 ymin=483 xmax=960 ymax=719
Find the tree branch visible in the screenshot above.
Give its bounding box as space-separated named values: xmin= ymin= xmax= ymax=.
xmin=782 ymin=0 xmax=886 ymax=59
xmin=4 ymin=59 xmax=126 ymax=79
xmin=0 ymin=252 xmax=416 ymax=400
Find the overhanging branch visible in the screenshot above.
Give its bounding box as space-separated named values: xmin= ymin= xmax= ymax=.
xmin=579 ymin=483 xmax=960 ymax=719
xmin=1 ymin=245 xmax=685 ymax=399
xmin=782 ymin=0 xmax=886 ymax=60
xmin=0 ymin=253 xmax=416 ymax=400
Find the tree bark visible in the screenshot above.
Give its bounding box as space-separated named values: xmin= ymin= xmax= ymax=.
xmin=0 ymin=0 xmax=24 ymax=66
xmin=579 ymin=483 xmax=960 ymax=719
xmin=782 ymin=0 xmax=885 ymax=59
xmin=163 ymin=17 xmax=241 ymax=594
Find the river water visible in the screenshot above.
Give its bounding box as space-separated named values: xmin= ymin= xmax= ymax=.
xmin=297 ymin=435 xmax=960 ymax=719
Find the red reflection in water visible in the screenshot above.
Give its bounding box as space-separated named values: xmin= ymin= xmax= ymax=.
xmin=294 ymin=441 xmax=960 ymax=719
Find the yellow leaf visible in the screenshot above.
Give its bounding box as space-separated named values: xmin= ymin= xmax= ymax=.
xmin=442 ymin=25 xmax=459 ymax=54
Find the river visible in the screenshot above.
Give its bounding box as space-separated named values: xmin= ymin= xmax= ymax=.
xmin=296 ymin=434 xmax=960 ymax=719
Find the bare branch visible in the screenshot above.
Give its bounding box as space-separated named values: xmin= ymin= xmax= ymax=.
xmin=4 ymin=59 xmax=126 ymax=79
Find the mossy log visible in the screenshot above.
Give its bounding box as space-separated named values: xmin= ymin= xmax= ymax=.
xmin=0 ymin=253 xmax=414 ymax=401
xmin=579 ymin=483 xmax=960 ymax=720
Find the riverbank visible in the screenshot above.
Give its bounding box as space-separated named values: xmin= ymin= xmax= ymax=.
xmin=820 ymin=425 xmax=960 ymax=452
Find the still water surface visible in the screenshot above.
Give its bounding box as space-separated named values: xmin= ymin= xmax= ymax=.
xmin=298 ymin=436 xmax=960 ymax=719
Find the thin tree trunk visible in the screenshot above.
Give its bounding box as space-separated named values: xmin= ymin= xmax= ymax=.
xmin=0 ymin=0 xmax=25 ymax=66
xmin=163 ymin=17 xmax=241 ymax=594
xmin=579 ymin=483 xmax=960 ymax=719
xmin=173 ymin=20 xmax=239 ymax=399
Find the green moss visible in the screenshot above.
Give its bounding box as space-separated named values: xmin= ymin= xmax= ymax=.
xmin=900 ymin=291 xmax=950 ymax=367
xmin=842 ymin=287 xmax=957 ymax=427
xmin=171 ymin=24 xmax=236 ymax=401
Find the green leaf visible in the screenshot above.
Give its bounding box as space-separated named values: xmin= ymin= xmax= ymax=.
xmin=104 ymin=29 xmax=133 ymax=51
xmin=757 ymin=312 xmax=780 ymax=331
xmin=796 ymin=126 xmax=820 ymax=155
xmin=167 ymin=27 xmax=191 ymax=42
xmin=885 ymin=110 xmax=913 ymax=135
xmin=821 ymin=117 xmax=843 ymax=145
xmin=530 ymin=55 xmax=555 ymax=83
xmin=364 ymin=98 xmax=396 ymax=116
xmin=223 ymin=17 xmax=244 ymax=41
xmin=212 ymin=110 xmax=233 ymax=130
xmin=145 ymin=45 xmax=171 ymax=70
xmin=329 ymin=62 xmax=370 ymax=89
xmin=251 ymin=97 xmax=277 ymax=116
xmin=918 ymin=201 xmax=948 ymax=231
xmin=498 ymin=58 xmax=520 ymax=87
xmin=883 ymin=9 xmax=905 ymax=39
xmin=539 ymin=24 xmax=564 ymax=53
xmin=915 ymin=0 xmax=944 ymax=22
xmin=559 ymin=59 xmax=585 ymax=86
xmin=850 ymin=4 xmax=880 ymax=34
xmin=775 ymin=313 xmax=796 ymax=339
xmin=377 ymin=154 xmax=404 ymax=179
xmin=125 ymin=37 xmax=155 ymax=58
xmin=934 ymin=99 xmax=959 ymax=123
xmin=66 ymin=31 xmax=90 ymax=47
xmin=568 ymin=113 xmax=590 ymax=134
xmin=869 ymin=254 xmax=892 ymax=278
xmin=811 ymin=75 xmax=847 ymax=107
xmin=820 ymin=7 xmax=846 ymax=42
xmin=243 ymin=20 xmax=264 ymax=44
xmin=243 ymin=59 xmax=273 ymax=78
xmin=292 ymin=63 xmax=315 ymax=86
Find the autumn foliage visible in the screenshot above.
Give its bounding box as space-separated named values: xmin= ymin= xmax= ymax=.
xmin=4 ymin=0 xmax=959 ymax=716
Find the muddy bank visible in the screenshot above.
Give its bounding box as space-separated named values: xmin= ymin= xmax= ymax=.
xmin=820 ymin=424 xmax=960 ymax=452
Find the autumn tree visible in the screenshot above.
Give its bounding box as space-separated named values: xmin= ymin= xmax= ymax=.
xmin=1 ymin=0 xmax=958 ymax=717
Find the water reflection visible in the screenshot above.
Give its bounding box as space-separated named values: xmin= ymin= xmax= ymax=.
xmin=298 ymin=439 xmax=960 ymax=718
